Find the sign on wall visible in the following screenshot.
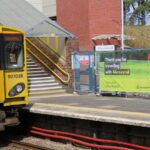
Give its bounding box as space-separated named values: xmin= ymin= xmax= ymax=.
xmin=95 ymin=45 xmax=116 ymax=52
xmin=100 ymin=49 xmax=150 ymax=93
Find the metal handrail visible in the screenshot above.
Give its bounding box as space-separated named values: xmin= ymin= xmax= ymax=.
xmin=26 ymin=38 xmax=70 ymax=84
xmin=38 ymin=37 xmax=66 ymax=60
xmin=27 ymin=48 xmax=70 ymax=84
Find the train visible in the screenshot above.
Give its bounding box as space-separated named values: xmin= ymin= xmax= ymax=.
xmin=0 ymin=25 xmax=28 ymax=130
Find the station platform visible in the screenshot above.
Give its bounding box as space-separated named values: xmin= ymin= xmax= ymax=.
xmin=24 ymin=94 xmax=150 ymax=128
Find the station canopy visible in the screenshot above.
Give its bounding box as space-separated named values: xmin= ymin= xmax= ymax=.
xmin=0 ymin=0 xmax=74 ymax=38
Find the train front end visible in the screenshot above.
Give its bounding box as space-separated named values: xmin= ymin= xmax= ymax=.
xmin=0 ymin=26 xmax=28 ymax=130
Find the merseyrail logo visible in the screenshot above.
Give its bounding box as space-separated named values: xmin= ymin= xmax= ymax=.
xmin=8 ymin=74 xmax=23 ymax=78
xmin=112 ymin=69 xmax=130 ymax=75
xmin=105 ymin=68 xmax=130 ymax=75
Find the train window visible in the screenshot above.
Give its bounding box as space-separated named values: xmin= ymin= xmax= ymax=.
xmin=3 ymin=35 xmax=24 ymax=70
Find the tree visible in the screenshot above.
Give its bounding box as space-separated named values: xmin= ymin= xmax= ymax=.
xmin=124 ymin=0 xmax=150 ymax=25
xmin=124 ymin=0 xmax=135 ymax=24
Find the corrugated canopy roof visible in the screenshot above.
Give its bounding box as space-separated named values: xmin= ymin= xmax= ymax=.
xmin=0 ymin=0 xmax=74 ymax=38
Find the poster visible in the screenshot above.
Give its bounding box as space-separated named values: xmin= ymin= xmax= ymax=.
xmin=100 ymin=49 xmax=150 ymax=93
xmin=79 ymin=55 xmax=89 ymax=65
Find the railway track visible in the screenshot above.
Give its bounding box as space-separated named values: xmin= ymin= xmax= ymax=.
xmin=9 ymin=140 xmax=53 ymax=150
xmin=30 ymin=126 xmax=150 ymax=150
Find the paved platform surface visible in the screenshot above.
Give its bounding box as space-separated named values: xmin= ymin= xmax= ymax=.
xmin=24 ymin=94 xmax=150 ymax=128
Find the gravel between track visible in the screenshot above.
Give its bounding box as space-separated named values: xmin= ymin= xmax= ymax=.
xmin=0 ymin=136 xmax=88 ymax=150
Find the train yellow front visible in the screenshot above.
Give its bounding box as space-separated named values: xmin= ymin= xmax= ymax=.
xmin=0 ymin=25 xmax=28 ymax=130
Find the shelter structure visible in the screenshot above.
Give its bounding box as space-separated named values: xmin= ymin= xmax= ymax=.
xmin=0 ymin=0 xmax=74 ymax=38
xmin=92 ymin=34 xmax=135 ymax=50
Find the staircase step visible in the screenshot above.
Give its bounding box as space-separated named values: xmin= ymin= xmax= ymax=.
xmin=27 ymin=64 xmax=39 ymax=68
xmin=29 ymin=89 xmax=66 ymax=95
xmin=29 ymin=86 xmax=62 ymax=92
xmin=28 ymin=83 xmax=59 ymax=88
xmin=27 ymin=67 xmax=43 ymax=71
xmin=27 ymin=61 xmax=35 ymax=64
xmin=27 ymin=58 xmax=31 ymax=61
xmin=28 ymin=79 xmax=55 ymax=84
xmin=28 ymin=73 xmax=49 ymax=77
xmin=27 ymin=51 xmax=66 ymax=97
xmin=28 ymin=76 xmax=53 ymax=80
xmin=27 ymin=70 xmax=46 ymax=74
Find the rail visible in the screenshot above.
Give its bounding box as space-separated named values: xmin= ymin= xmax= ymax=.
xmin=26 ymin=38 xmax=70 ymax=84
xmin=38 ymin=37 xmax=66 ymax=60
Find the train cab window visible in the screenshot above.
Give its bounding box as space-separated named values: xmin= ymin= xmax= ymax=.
xmin=3 ymin=35 xmax=24 ymax=70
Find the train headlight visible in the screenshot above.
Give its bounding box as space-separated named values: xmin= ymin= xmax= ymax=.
xmin=9 ymin=83 xmax=25 ymax=97
xmin=9 ymin=90 xmax=16 ymax=97
xmin=16 ymin=84 xmax=23 ymax=93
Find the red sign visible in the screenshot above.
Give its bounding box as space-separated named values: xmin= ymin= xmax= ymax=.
xmin=79 ymin=56 xmax=89 ymax=65
xmin=147 ymin=54 xmax=150 ymax=60
xmin=80 ymin=60 xmax=89 ymax=65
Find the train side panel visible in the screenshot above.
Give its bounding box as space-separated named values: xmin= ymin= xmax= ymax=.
xmin=0 ymin=71 xmax=5 ymax=102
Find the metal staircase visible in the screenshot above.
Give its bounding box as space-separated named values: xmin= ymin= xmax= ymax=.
xmin=26 ymin=38 xmax=70 ymax=85
xmin=27 ymin=54 xmax=67 ymax=99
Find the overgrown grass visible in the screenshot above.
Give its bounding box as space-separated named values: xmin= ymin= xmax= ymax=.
xmin=125 ymin=25 xmax=150 ymax=48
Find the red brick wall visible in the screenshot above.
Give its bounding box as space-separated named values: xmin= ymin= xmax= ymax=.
xmin=57 ymin=0 xmax=121 ymax=51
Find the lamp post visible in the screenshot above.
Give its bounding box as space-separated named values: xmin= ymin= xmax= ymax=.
xmin=121 ymin=0 xmax=124 ymax=50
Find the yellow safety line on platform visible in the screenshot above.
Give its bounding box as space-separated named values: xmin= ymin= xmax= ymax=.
xmin=29 ymin=89 xmax=66 ymax=95
xmin=34 ymin=103 xmax=150 ymax=117
xmin=29 ymin=94 xmax=74 ymax=99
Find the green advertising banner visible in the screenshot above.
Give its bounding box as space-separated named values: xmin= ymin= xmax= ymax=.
xmin=100 ymin=49 xmax=150 ymax=93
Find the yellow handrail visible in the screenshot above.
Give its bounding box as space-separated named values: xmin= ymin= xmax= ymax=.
xmin=26 ymin=39 xmax=70 ymax=84
xmin=27 ymin=48 xmax=70 ymax=84
xmin=38 ymin=37 xmax=66 ymax=60
xmin=38 ymin=37 xmax=57 ymax=53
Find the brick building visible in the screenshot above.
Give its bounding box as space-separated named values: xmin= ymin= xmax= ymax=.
xmin=57 ymin=0 xmax=121 ymax=51
xmin=26 ymin=0 xmax=122 ymax=51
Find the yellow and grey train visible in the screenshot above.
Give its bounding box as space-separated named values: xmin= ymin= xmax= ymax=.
xmin=0 ymin=26 xmax=28 ymax=130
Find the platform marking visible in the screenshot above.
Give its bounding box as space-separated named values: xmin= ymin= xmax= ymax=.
xmin=29 ymin=89 xmax=66 ymax=95
xmin=34 ymin=103 xmax=150 ymax=117
xmin=29 ymin=94 xmax=75 ymax=99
